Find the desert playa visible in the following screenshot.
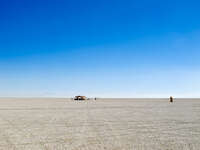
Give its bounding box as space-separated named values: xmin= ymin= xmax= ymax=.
xmin=0 ymin=98 xmax=199 ymax=150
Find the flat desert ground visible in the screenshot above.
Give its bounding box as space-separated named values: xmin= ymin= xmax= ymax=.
xmin=0 ymin=98 xmax=199 ymax=150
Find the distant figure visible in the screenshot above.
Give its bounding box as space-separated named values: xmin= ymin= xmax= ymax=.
xmin=94 ymin=97 xmax=97 ymax=100
xmin=170 ymin=96 xmax=173 ymax=103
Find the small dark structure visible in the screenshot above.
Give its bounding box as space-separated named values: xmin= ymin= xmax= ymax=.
xmin=74 ymin=96 xmax=87 ymax=100
xmin=170 ymin=96 xmax=173 ymax=103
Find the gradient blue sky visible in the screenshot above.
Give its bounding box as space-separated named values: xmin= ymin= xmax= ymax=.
xmin=0 ymin=0 xmax=200 ymax=97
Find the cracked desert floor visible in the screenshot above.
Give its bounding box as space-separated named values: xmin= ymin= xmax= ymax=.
xmin=0 ymin=98 xmax=199 ymax=150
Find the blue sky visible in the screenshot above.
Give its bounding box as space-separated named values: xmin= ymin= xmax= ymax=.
xmin=0 ymin=0 xmax=200 ymax=97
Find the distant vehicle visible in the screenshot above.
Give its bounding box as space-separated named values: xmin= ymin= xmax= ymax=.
xmin=74 ymin=96 xmax=87 ymax=100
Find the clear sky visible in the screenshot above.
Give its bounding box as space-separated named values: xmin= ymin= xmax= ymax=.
xmin=0 ymin=0 xmax=200 ymax=97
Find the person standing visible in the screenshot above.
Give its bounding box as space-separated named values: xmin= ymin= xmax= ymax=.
xmin=170 ymin=96 xmax=173 ymax=103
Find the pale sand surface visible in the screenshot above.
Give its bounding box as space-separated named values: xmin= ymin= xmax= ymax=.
xmin=0 ymin=98 xmax=199 ymax=150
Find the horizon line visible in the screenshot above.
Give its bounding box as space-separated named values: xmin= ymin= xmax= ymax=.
xmin=0 ymin=97 xmax=200 ymax=99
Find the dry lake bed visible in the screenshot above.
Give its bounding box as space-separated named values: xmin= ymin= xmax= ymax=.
xmin=0 ymin=98 xmax=199 ymax=150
